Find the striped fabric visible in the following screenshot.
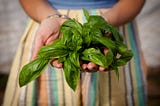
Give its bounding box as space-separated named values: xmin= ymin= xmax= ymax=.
xmin=3 ymin=9 xmax=147 ymax=106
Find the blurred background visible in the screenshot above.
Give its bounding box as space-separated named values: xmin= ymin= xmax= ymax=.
xmin=0 ymin=0 xmax=160 ymax=105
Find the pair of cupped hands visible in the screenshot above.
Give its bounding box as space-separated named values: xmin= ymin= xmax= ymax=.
xmin=31 ymin=15 xmax=109 ymax=72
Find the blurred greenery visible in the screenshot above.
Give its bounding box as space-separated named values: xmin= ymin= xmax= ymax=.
xmin=0 ymin=74 xmax=8 ymax=105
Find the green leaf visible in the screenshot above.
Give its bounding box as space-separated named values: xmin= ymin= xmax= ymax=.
xmin=95 ymin=36 xmax=116 ymax=50
xmin=58 ymin=56 xmax=66 ymax=63
xmin=83 ymin=9 xmax=90 ymax=21
xmin=64 ymin=29 xmax=83 ymax=51
xmin=105 ymin=49 xmax=114 ymax=66
xmin=71 ymin=30 xmax=83 ymax=51
xmin=87 ymin=15 xmax=107 ymax=26
xmin=82 ymin=24 xmax=92 ymax=47
xmin=69 ymin=52 xmax=80 ymax=68
xmin=115 ymin=50 xmax=133 ymax=66
xmin=19 ymin=58 xmax=49 ymax=87
xmin=116 ymin=41 xmax=127 ymax=54
xmin=84 ymin=15 xmax=123 ymax=42
xmin=60 ymin=26 xmax=73 ymax=44
xmin=61 ymin=20 xmax=83 ymax=51
xmin=90 ymin=28 xmax=103 ymax=42
xmin=112 ymin=65 xmax=119 ymax=80
xmin=81 ymin=48 xmax=107 ymax=67
xmin=62 ymin=19 xmax=82 ymax=35
xmin=38 ymin=39 xmax=69 ymax=59
xmin=63 ymin=57 xmax=81 ymax=91
xmin=108 ymin=24 xmax=123 ymax=42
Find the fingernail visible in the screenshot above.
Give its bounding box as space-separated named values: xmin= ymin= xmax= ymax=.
xmin=87 ymin=62 xmax=98 ymax=70
xmin=104 ymin=48 xmax=109 ymax=55
xmin=99 ymin=66 xmax=105 ymax=71
xmin=81 ymin=64 xmax=87 ymax=70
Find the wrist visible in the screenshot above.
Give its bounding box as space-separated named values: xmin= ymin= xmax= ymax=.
xmin=46 ymin=13 xmax=70 ymax=25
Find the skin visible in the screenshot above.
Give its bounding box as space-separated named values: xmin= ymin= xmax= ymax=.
xmin=19 ymin=0 xmax=145 ymax=71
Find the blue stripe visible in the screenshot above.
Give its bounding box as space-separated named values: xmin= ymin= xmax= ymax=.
xmin=49 ymin=65 xmax=59 ymax=105
xmin=90 ymin=73 xmax=97 ymax=106
xmin=31 ymin=80 xmax=37 ymax=106
xmin=48 ymin=0 xmax=118 ymax=9
xmin=86 ymin=73 xmax=97 ymax=106
xmin=128 ymin=23 xmax=145 ymax=106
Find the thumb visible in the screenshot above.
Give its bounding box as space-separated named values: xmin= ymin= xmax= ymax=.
xmin=31 ymin=36 xmax=44 ymax=60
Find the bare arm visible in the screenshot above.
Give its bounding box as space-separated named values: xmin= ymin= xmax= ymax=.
xmin=102 ymin=0 xmax=145 ymax=26
xmin=19 ymin=0 xmax=145 ymax=25
xmin=19 ymin=0 xmax=67 ymax=59
xmin=19 ymin=0 xmax=59 ymax=23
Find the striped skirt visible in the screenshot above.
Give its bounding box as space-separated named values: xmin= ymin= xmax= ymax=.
xmin=3 ymin=9 xmax=147 ymax=106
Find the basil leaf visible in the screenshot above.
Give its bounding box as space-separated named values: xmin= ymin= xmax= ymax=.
xmin=95 ymin=36 xmax=116 ymax=50
xmin=81 ymin=48 xmax=107 ymax=67
xmin=19 ymin=58 xmax=49 ymax=87
xmin=62 ymin=19 xmax=82 ymax=35
xmin=38 ymin=39 xmax=69 ymax=59
xmin=69 ymin=52 xmax=80 ymax=68
xmin=116 ymin=41 xmax=127 ymax=54
xmin=107 ymin=24 xmax=123 ymax=42
xmin=90 ymin=28 xmax=103 ymax=44
xmin=84 ymin=14 xmax=123 ymax=42
xmin=105 ymin=49 xmax=114 ymax=66
xmin=58 ymin=56 xmax=66 ymax=63
xmin=82 ymin=24 xmax=92 ymax=47
xmin=63 ymin=56 xmax=80 ymax=91
xmin=87 ymin=15 xmax=107 ymax=27
xmin=71 ymin=30 xmax=83 ymax=51
xmin=115 ymin=50 xmax=133 ymax=66
xmin=83 ymin=8 xmax=90 ymax=21
xmin=60 ymin=26 xmax=73 ymax=44
xmin=111 ymin=65 xmax=119 ymax=80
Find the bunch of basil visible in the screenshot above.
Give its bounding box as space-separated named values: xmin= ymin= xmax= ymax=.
xmin=19 ymin=10 xmax=133 ymax=91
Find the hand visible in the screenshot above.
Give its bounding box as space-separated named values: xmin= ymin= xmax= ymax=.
xmin=33 ymin=16 xmax=110 ymax=72
xmin=51 ymin=48 xmax=110 ymax=72
xmin=81 ymin=48 xmax=110 ymax=72
xmin=31 ymin=17 xmax=67 ymax=60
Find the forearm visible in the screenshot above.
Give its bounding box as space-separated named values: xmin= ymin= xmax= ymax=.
xmin=19 ymin=0 xmax=59 ymax=23
xmin=103 ymin=0 xmax=145 ymax=26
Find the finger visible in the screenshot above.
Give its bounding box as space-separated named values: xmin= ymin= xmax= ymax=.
xmin=58 ymin=33 xmax=62 ymax=38
xmin=51 ymin=59 xmax=63 ymax=68
xmin=99 ymin=66 xmax=106 ymax=71
xmin=45 ymin=32 xmax=61 ymax=45
xmin=45 ymin=35 xmax=55 ymax=45
xmin=87 ymin=62 xmax=98 ymax=70
xmin=81 ymin=64 xmax=87 ymax=70
xmin=31 ymin=36 xmax=44 ymax=60
xmin=104 ymin=48 xmax=109 ymax=55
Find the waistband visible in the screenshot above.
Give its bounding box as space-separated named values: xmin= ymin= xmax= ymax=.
xmin=48 ymin=0 xmax=118 ymax=9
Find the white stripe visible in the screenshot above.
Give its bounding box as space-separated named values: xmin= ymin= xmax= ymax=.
xmin=19 ymin=86 xmax=27 ymax=106
xmin=125 ymin=63 xmax=133 ymax=106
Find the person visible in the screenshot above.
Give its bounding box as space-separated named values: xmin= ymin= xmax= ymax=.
xmin=3 ymin=0 xmax=147 ymax=105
